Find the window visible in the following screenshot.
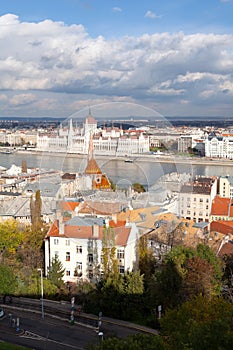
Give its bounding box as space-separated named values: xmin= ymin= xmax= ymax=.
xmin=76 ymin=245 xmax=82 ymax=254
xmin=206 ymin=198 xmax=209 ymax=203
xmin=118 ymin=266 xmax=125 ymax=274
xmin=117 ymin=249 xmax=125 ymax=259
xmin=206 ymin=205 xmax=209 ymax=209
xmin=65 ymin=240 xmax=70 ymax=246
xmin=54 ymin=251 xmax=59 ymax=259
xmin=199 ymin=198 xmax=203 ymax=203
xmin=66 ymin=270 xmax=70 ymax=276
xmin=76 ymin=262 xmax=82 ymax=271
xmin=193 ymin=198 xmax=196 ymax=202
xmin=88 ymin=254 xmax=93 ymax=263
xmin=66 ymin=252 xmax=70 ymax=261
xmin=54 ymin=238 xmax=59 ymax=245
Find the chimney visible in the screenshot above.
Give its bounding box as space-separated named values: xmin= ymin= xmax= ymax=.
xmin=92 ymin=224 xmax=99 ymax=238
xmin=56 ymin=209 xmax=64 ymax=235
xmin=112 ymin=213 xmax=117 ymax=224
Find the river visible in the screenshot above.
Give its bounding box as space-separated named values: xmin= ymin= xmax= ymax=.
xmin=0 ymin=151 xmax=233 ymax=188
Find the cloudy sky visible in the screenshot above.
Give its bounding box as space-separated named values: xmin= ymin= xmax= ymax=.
xmin=0 ymin=0 xmax=233 ymax=119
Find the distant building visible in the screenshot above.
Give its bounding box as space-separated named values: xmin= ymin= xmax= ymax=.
xmin=205 ymin=132 xmax=233 ymax=159
xmin=36 ymin=111 xmax=149 ymax=156
xmin=179 ymin=176 xmax=218 ymax=223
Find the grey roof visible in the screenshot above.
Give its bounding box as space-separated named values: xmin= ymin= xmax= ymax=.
xmin=23 ymin=181 xmax=61 ymax=198
xmin=66 ymin=216 xmax=104 ymax=227
xmin=192 ymin=222 xmax=209 ymax=229
xmin=0 ymin=196 xmax=55 ymax=217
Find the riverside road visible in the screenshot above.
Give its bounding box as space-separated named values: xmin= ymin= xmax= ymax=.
xmin=0 ymin=301 xmax=158 ymax=350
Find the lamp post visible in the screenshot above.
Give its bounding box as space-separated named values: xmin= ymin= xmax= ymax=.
xmin=37 ymin=268 xmax=44 ymax=319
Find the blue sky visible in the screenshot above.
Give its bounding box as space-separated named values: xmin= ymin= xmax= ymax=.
xmin=0 ymin=0 xmax=233 ymax=118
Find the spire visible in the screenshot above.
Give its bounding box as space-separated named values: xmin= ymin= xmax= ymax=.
xmin=88 ymin=131 xmax=94 ymax=161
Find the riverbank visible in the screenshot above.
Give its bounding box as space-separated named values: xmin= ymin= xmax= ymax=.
xmin=15 ymin=149 xmax=233 ymax=167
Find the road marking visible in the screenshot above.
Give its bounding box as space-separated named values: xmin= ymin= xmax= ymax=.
xmin=21 ymin=330 xmax=84 ymax=349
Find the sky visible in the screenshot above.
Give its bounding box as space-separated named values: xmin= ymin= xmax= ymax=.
xmin=0 ymin=0 xmax=233 ymax=119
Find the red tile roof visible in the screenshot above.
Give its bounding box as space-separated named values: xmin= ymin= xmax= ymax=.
xmin=211 ymin=196 xmax=233 ymax=216
xmin=46 ymin=220 xmax=131 ymax=246
xmin=59 ymin=201 xmax=79 ymax=211
xmin=210 ymin=220 xmax=233 ymax=235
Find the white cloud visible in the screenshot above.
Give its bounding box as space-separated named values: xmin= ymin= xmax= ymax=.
xmin=144 ymin=11 xmax=160 ymax=19
xmin=0 ymin=14 xmax=233 ymax=117
xmin=9 ymin=94 xmax=36 ymax=106
xmin=112 ymin=7 xmax=122 ymax=12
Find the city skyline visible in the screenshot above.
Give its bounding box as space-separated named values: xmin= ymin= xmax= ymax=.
xmin=0 ymin=1 xmax=233 ymax=118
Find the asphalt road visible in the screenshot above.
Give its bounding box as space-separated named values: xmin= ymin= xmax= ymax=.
xmin=0 ymin=309 xmax=101 ymax=350
xmin=0 ymin=306 xmax=153 ymax=349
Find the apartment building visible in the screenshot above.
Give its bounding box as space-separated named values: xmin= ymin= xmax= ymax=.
xmin=179 ymin=176 xmax=217 ymax=223
xmin=44 ymin=215 xmax=139 ymax=283
xmin=219 ymin=176 xmax=233 ymax=198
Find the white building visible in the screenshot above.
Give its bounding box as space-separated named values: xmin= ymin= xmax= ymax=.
xmin=219 ymin=176 xmax=233 ymax=198
xmin=44 ymin=215 xmax=139 ymax=283
xmin=178 ymin=176 xmax=218 ymax=223
xmin=36 ymin=112 xmax=149 ymax=156
xmin=205 ymin=133 xmax=233 ymax=159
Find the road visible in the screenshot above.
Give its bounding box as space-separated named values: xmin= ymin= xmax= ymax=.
xmin=0 ymin=304 xmax=156 ymax=349
xmin=0 ymin=309 xmax=98 ymax=349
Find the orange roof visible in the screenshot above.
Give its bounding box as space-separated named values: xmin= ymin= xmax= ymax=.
xmin=85 ymin=158 xmax=102 ymax=174
xmin=59 ymin=201 xmax=79 ymax=211
xmin=46 ymin=220 xmax=59 ymax=237
xmin=210 ymin=220 xmax=233 ymax=235
xmin=53 ymin=224 xmax=131 ymax=246
xmin=211 ymin=196 xmax=233 ymax=217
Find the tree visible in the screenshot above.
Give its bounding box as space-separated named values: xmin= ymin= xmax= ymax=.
xmin=86 ymin=334 xmax=167 ymax=350
xmin=47 ymin=256 xmax=65 ymax=289
xmin=132 ymin=182 xmax=146 ymax=193
xmin=183 ymin=256 xmax=215 ymax=300
xmin=102 ymin=227 xmax=118 ymax=279
xmin=30 ymin=190 xmax=42 ymax=229
xmin=160 ymin=296 xmax=233 ymax=350
xmin=138 ymin=234 xmax=157 ymax=286
xmin=0 ymin=264 xmax=18 ymax=295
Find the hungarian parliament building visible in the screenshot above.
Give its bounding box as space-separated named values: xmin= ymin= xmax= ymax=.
xmin=36 ymin=111 xmax=150 ymax=155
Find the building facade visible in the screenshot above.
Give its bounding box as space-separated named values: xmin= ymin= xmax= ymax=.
xmin=179 ymin=176 xmax=217 ymax=223
xmin=44 ymin=216 xmax=139 ymax=283
xmin=36 ymin=112 xmax=149 ymax=155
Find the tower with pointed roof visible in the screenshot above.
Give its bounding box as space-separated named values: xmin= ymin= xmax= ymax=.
xmin=84 ymin=131 xmax=111 ymax=190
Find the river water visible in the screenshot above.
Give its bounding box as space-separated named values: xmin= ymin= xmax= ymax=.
xmin=0 ymin=151 xmax=232 ymax=188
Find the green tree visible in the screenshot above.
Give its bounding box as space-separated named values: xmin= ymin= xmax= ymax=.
xmin=102 ymin=227 xmax=118 ymax=279
xmin=124 ymin=271 xmax=144 ymax=295
xmin=160 ymin=296 xmax=233 ymax=350
xmin=0 ymin=219 xmax=24 ymax=266
xmin=0 ymin=264 xmax=18 ymax=295
xmin=86 ymin=334 xmax=167 ymax=350
xmin=132 ymin=182 xmax=146 ymax=193
xmin=47 ymin=256 xmax=65 ymax=289
xmin=138 ymin=234 xmax=157 ymax=286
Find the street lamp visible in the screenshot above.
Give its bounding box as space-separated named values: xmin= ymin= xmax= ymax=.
xmin=37 ymin=268 xmax=44 ymax=319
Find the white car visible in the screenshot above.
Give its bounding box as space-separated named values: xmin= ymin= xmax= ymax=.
xmin=0 ymin=309 xmax=4 ymax=318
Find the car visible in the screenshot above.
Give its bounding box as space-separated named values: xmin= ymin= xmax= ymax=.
xmin=0 ymin=309 xmax=5 ymax=318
